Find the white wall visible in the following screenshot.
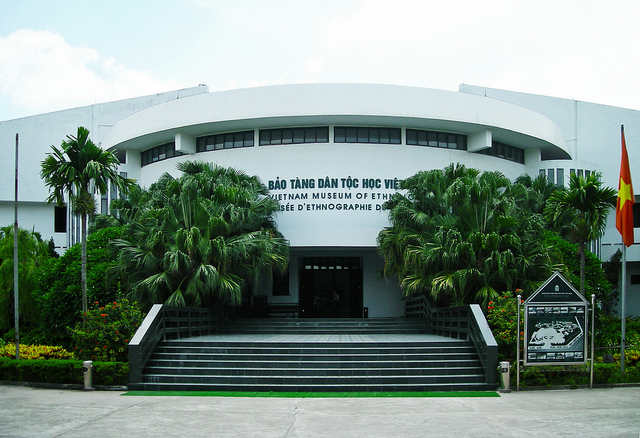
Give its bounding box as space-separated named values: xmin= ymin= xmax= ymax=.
xmin=0 ymin=86 xmax=208 ymax=247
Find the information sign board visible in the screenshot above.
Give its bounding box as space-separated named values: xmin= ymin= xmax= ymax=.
xmin=524 ymin=272 xmax=589 ymax=366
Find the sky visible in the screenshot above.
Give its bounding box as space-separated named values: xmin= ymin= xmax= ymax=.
xmin=1 ymin=0 xmax=640 ymax=122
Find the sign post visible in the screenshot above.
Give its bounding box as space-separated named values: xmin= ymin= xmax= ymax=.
xmin=524 ymin=272 xmax=589 ymax=366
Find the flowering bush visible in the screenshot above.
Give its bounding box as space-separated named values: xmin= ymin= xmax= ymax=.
xmin=70 ymin=299 xmax=143 ymax=362
xmin=486 ymin=291 xmax=524 ymax=363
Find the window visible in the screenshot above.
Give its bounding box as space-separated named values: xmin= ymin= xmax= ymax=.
xmin=114 ymin=149 xmax=127 ymax=164
xmin=101 ymin=193 xmax=108 ymax=214
xmin=303 ymin=257 xmax=361 ymax=270
xmin=406 ymin=129 xmax=467 ymax=150
xmin=474 ymin=141 xmax=525 ymax=164
xmin=197 ymin=130 xmax=254 ymax=152
xmin=334 ymin=127 xmax=401 ymax=144
xmin=556 ymin=168 xmax=564 ymax=187
xmin=259 ymin=127 xmax=329 ymax=145
xmin=54 ymin=205 xmax=67 ymax=233
xmin=141 ymin=142 xmax=184 ymax=167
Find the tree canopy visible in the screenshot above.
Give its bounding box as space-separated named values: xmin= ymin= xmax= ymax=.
xmin=544 ymin=172 xmax=616 ymax=295
xmin=377 ymin=164 xmax=561 ymax=307
xmin=111 ymin=161 xmax=289 ymax=309
xmin=0 ymin=226 xmax=51 ymax=331
xmin=40 ymin=126 xmax=134 ymax=314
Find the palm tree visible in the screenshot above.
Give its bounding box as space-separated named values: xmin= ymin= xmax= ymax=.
xmin=112 ymin=161 xmax=289 ymax=309
xmin=40 ymin=127 xmax=134 ymax=315
xmin=544 ymin=172 xmax=616 ymax=296
xmin=378 ymin=164 xmax=558 ymax=307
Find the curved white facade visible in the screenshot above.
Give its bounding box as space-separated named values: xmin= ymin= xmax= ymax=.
xmin=103 ymin=84 xmax=570 ymax=249
xmin=1 ymin=83 xmax=638 ymax=317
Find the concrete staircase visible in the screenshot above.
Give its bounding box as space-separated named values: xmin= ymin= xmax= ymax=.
xmin=129 ymin=318 xmax=496 ymax=392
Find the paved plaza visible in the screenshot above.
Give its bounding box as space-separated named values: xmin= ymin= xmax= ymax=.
xmin=0 ymin=384 xmax=638 ymax=437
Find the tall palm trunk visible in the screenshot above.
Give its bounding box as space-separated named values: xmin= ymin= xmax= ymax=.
xmin=81 ymin=213 xmax=88 ymax=316
xmin=579 ymin=241 xmax=586 ymax=297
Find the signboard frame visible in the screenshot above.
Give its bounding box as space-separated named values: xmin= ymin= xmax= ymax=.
xmin=523 ymin=272 xmax=589 ymax=366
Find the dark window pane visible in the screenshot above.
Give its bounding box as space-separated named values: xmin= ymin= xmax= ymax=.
xmin=214 ymin=135 xmax=224 ymax=150
xmin=233 ymin=132 xmax=243 ymax=148
xmin=244 ymin=131 xmax=254 ymax=146
xmin=418 ymin=131 xmax=428 ymax=145
xmin=259 ymin=131 xmax=269 ymax=145
xmin=54 ymin=205 xmax=67 ymax=233
xmin=379 ymin=129 xmax=390 ymax=143
xmin=335 ymin=127 xmax=346 ymax=142
xmin=282 ymin=129 xmax=293 ymax=144
xmin=293 ymin=129 xmax=304 ymax=143
xmin=448 ymin=134 xmax=457 ymax=149
xmin=317 ymin=127 xmax=329 ymax=142
xmin=438 ymin=133 xmax=447 ymax=148
xmin=346 ymin=128 xmax=357 ymax=143
xmin=390 ymin=129 xmax=401 ymax=144
xmin=406 ymin=129 xmax=416 ymax=145
xmin=304 ymin=128 xmax=315 ymax=142
xmin=224 ymin=134 xmax=234 ymax=149
xmin=357 ymin=128 xmax=369 ymax=143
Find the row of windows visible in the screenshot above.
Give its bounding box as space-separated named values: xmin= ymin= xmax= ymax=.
xmin=141 ymin=128 xmax=526 ymax=166
xmin=475 ymin=141 xmax=525 ymax=164
xmin=141 ymin=142 xmax=185 ymax=167
xmin=260 ymin=127 xmax=329 ymax=145
xmin=334 ymin=127 xmax=401 ymax=144
xmin=196 ymin=131 xmax=254 ymax=152
xmin=406 ymin=129 xmax=466 ymax=150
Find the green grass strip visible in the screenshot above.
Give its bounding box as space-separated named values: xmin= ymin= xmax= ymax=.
xmin=123 ymin=390 xmax=499 ymax=398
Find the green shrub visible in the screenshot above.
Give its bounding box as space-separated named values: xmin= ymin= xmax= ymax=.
xmin=70 ymin=299 xmax=143 ymax=362
xmin=0 ymin=343 xmax=73 ymax=360
xmin=0 ymin=357 xmax=129 ymax=386
xmin=35 ymin=227 xmax=124 ymax=348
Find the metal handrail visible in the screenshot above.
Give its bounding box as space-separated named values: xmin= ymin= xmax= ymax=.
xmin=405 ymin=294 xmax=498 ymax=386
xmin=128 ymin=305 xmax=220 ymax=384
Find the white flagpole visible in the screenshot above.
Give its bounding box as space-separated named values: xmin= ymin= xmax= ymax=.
xmin=13 ymin=133 xmax=19 ymax=360
xmin=621 ymin=244 xmax=627 ymax=374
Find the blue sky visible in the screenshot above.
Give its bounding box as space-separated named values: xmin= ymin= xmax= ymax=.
xmin=1 ymin=0 xmax=640 ymax=121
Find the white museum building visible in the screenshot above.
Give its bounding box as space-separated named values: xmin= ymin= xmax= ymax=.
xmin=1 ymin=83 xmax=638 ymax=317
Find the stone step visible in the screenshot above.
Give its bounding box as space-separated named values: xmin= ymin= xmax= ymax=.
xmin=147 ymin=358 xmax=481 ymax=369
xmin=141 ymin=373 xmax=488 ymax=386
xmin=135 ymin=318 xmax=493 ymax=392
xmin=143 ymin=365 xmax=485 ymax=377
xmin=129 ymin=381 xmax=496 ymax=392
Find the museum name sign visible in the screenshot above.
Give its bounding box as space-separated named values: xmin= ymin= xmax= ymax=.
xmin=268 ymin=175 xmax=401 ymax=213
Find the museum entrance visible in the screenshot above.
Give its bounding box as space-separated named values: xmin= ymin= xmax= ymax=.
xmin=299 ymin=257 xmax=363 ymax=318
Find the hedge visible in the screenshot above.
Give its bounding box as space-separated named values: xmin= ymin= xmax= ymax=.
xmin=0 ymin=358 xmax=128 ymax=386
xmin=517 ymin=363 xmax=640 ymax=388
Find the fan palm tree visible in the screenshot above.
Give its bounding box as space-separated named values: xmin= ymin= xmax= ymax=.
xmin=378 ymin=164 xmax=557 ymax=307
xmin=40 ymin=127 xmax=134 ymax=315
xmin=544 ymin=172 xmax=616 ymax=295
xmin=112 ymin=161 xmax=289 ymax=309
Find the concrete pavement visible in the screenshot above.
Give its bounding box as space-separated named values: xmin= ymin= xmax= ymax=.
xmin=0 ymin=384 xmax=638 ymax=437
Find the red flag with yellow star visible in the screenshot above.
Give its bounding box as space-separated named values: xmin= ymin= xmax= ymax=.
xmin=616 ymin=125 xmax=635 ymax=247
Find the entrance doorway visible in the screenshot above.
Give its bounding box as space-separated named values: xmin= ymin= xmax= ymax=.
xmin=299 ymin=257 xmax=363 ymax=318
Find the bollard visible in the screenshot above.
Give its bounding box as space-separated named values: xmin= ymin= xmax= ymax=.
xmin=83 ymin=360 xmax=94 ymax=391
xmin=499 ymin=361 xmax=511 ymax=393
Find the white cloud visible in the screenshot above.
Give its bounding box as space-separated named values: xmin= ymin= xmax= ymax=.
xmin=0 ymin=29 xmax=182 ymax=117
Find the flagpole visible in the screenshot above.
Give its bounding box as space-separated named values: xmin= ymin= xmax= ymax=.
xmin=621 ymin=244 xmax=626 ymax=374
xmin=14 ymin=133 xmax=19 ymax=360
